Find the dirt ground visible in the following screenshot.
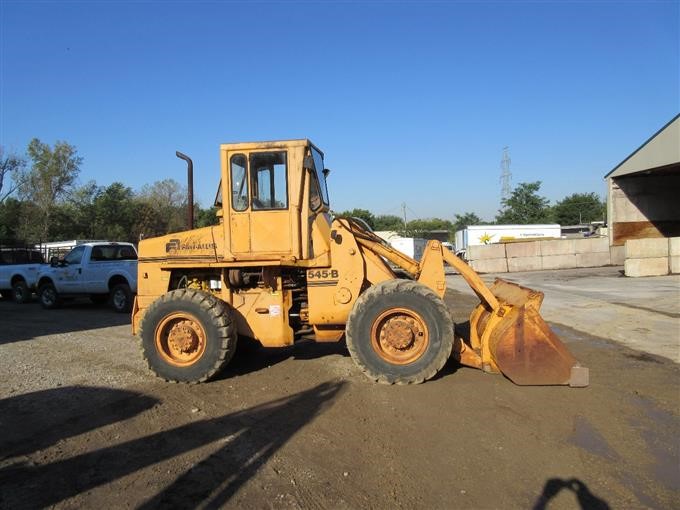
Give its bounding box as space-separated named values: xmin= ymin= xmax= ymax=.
xmin=0 ymin=277 xmax=678 ymax=509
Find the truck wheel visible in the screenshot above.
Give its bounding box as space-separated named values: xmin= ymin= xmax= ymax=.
xmin=111 ymin=283 xmax=132 ymax=313
xmin=139 ymin=289 xmax=237 ymax=383
xmin=38 ymin=282 xmax=60 ymax=310
xmin=346 ymin=280 xmax=454 ymax=385
xmin=12 ymin=280 xmax=30 ymax=304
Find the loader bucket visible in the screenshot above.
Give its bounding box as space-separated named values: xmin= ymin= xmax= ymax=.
xmin=469 ymin=279 xmax=589 ymax=387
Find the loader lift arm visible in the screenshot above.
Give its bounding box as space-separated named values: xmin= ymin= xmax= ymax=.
xmin=340 ymin=218 xmax=589 ymax=387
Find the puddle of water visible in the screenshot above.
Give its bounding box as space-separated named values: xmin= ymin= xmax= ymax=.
xmin=629 ymin=395 xmax=680 ymax=492
xmin=569 ymin=415 xmax=619 ymax=461
xmin=623 ymin=352 xmax=662 ymax=364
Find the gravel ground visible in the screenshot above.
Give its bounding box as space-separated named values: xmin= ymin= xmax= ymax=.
xmin=0 ymin=285 xmax=678 ymax=509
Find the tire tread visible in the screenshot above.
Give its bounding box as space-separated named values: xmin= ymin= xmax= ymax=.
xmin=346 ymin=280 xmax=453 ymax=385
xmin=139 ymin=290 xmax=236 ymax=383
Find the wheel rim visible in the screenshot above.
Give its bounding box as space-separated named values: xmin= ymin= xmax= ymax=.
xmin=155 ymin=312 xmax=207 ymax=366
xmin=370 ymin=307 xmax=429 ymax=365
xmin=42 ymin=288 xmax=56 ymax=306
xmin=113 ymin=289 xmax=126 ymax=309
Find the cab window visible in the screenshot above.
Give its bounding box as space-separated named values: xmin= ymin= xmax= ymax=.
xmin=309 ymin=171 xmax=322 ymax=211
xmin=230 ymin=155 xmax=248 ymax=211
xmin=250 ymin=152 xmax=288 ymax=210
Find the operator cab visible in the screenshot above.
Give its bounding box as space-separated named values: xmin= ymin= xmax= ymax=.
xmin=217 ymin=139 xmax=331 ymax=261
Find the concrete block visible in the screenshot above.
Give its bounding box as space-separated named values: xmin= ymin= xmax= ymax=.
xmin=470 ymin=258 xmax=508 ymax=273
xmin=505 ymin=241 xmax=540 ymax=259
xmin=507 ymin=256 xmax=542 ymax=272
xmin=625 ymin=238 xmax=669 ymax=259
xmin=540 ymin=239 xmax=575 ymax=256
xmin=470 ymin=258 xmax=508 ymax=274
xmin=609 ymin=245 xmax=625 ymax=266
xmin=576 ymin=252 xmax=611 ymax=268
xmin=669 ymin=237 xmax=680 ymax=256
xmin=670 ymin=256 xmax=680 ymax=274
xmin=625 ymin=257 xmax=669 ymax=277
xmin=467 ymin=244 xmax=506 ymax=260
xmin=542 ymin=254 xmax=577 ymax=270
xmin=575 ymin=237 xmax=609 ymax=254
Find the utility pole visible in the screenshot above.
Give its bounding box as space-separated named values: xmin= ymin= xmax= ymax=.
xmin=500 ymin=146 xmax=512 ymax=204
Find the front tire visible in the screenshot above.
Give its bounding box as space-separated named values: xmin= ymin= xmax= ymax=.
xmin=38 ymin=282 xmax=60 ymax=310
xmin=111 ymin=283 xmax=133 ymax=313
xmin=139 ymin=290 xmax=237 ymax=383
xmin=12 ymin=280 xmax=30 ymax=304
xmin=346 ymin=280 xmax=454 ymax=384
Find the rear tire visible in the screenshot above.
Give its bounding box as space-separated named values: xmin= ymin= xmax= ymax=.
xmin=139 ymin=289 xmax=237 ymax=383
xmin=38 ymin=282 xmax=60 ymax=310
xmin=346 ymin=280 xmax=454 ymax=384
xmin=111 ymin=283 xmax=132 ymax=313
xmin=12 ymin=280 xmax=30 ymax=304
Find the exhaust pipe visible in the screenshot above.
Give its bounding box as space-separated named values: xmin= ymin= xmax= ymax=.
xmin=175 ymin=151 xmax=194 ymax=230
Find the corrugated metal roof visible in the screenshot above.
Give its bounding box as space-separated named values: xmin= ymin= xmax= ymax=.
xmin=605 ymin=114 xmax=680 ymax=179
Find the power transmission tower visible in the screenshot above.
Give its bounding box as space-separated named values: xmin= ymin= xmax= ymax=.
xmin=500 ymin=146 xmax=512 ymax=203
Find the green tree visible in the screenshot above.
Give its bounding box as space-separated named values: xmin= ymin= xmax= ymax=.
xmin=453 ymin=212 xmax=483 ymax=232
xmin=136 ymin=178 xmax=188 ymax=237
xmin=496 ymin=181 xmax=552 ymax=224
xmin=195 ymin=205 xmax=220 ymax=227
xmin=334 ymin=208 xmax=376 ymax=229
xmin=400 ymin=218 xmax=455 ymax=240
xmin=373 ymin=214 xmax=404 ymax=231
xmin=92 ymin=182 xmax=137 ymax=240
xmin=18 ymin=139 xmax=82 ymax=240
xmin=551 ymin=192 xmax=606 ymax=225
xmin=0 ymin=197 xmax=22 ymax=240
xmin=59 ymin=181 xmax=100 ymax=239
xmin=0 ymin=146 xmax=26 ymax=202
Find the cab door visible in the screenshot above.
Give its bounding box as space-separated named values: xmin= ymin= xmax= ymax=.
xmin=228 ymin=150 xmax=292 ymax=257
xmin=59 ymin=245 xmax=86 ymax=292
xmin=228 ymin=153 xmax=251 ymax=254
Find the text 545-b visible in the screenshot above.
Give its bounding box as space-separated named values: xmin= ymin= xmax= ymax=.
xmin=307 ymin=269 xmax=339 ymax=279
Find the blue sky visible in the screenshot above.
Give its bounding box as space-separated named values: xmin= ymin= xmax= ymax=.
xmin=1 ymin=0 xmax=678 ymax=221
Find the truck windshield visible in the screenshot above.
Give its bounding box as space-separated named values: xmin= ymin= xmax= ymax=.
xmin=64 ymin=245 xmax=85 ymax=265
xmin=311 ymin=147 xmax=329 ymax=205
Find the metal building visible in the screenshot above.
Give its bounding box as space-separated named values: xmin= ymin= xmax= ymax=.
xmin=605 ymin=114 xmax=680 ymax=263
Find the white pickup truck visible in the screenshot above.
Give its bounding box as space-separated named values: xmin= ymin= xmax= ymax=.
xmin=0 ymin=248 xmax=45 ymax=303
xmin=36 ymin=242 xmax=138 ymax=312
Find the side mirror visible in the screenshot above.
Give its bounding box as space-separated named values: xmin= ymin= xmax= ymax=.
xmin=303 ymin=155 xmax=315 ymax=171
xmin=323 ymin=168 xmax=331 ymax=178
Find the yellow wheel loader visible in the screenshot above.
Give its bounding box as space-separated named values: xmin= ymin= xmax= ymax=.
xmin=132 ymin=139 xmax=588 ymax=387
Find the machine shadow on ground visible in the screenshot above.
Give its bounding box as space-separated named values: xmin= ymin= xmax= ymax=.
xmin=0 ymin=386 xmax=159 ymax=460
xmin=221 ymin=337 xmax=350 ymax=379
xmin=0 ymin=300 xmax=130 ymax=345
xmin=0 ymin=381 xmax=345 ymax=509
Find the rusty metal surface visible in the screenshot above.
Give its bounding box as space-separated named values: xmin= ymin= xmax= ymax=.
xmin=370 ymin=307 xmax=429 ymax=365
xmin=155 ymin=312 xmax=207 ymax=367
xmin=486 ymin=305 xmax=580 ymax=385
xmin=461 ymin=279 xmax=589 ymax=386
xmin=489 ymin=278 xmax=544 ymax=309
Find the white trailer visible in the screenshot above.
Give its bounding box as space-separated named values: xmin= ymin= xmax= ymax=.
xmin=374 ymin=231 xmax=427 ymax=261
xmin=455 ymin=224 xmax=561 ymax=256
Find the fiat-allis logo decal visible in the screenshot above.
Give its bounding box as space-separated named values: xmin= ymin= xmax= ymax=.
xmin=165 ymin=238 xmax=216 ymax=254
